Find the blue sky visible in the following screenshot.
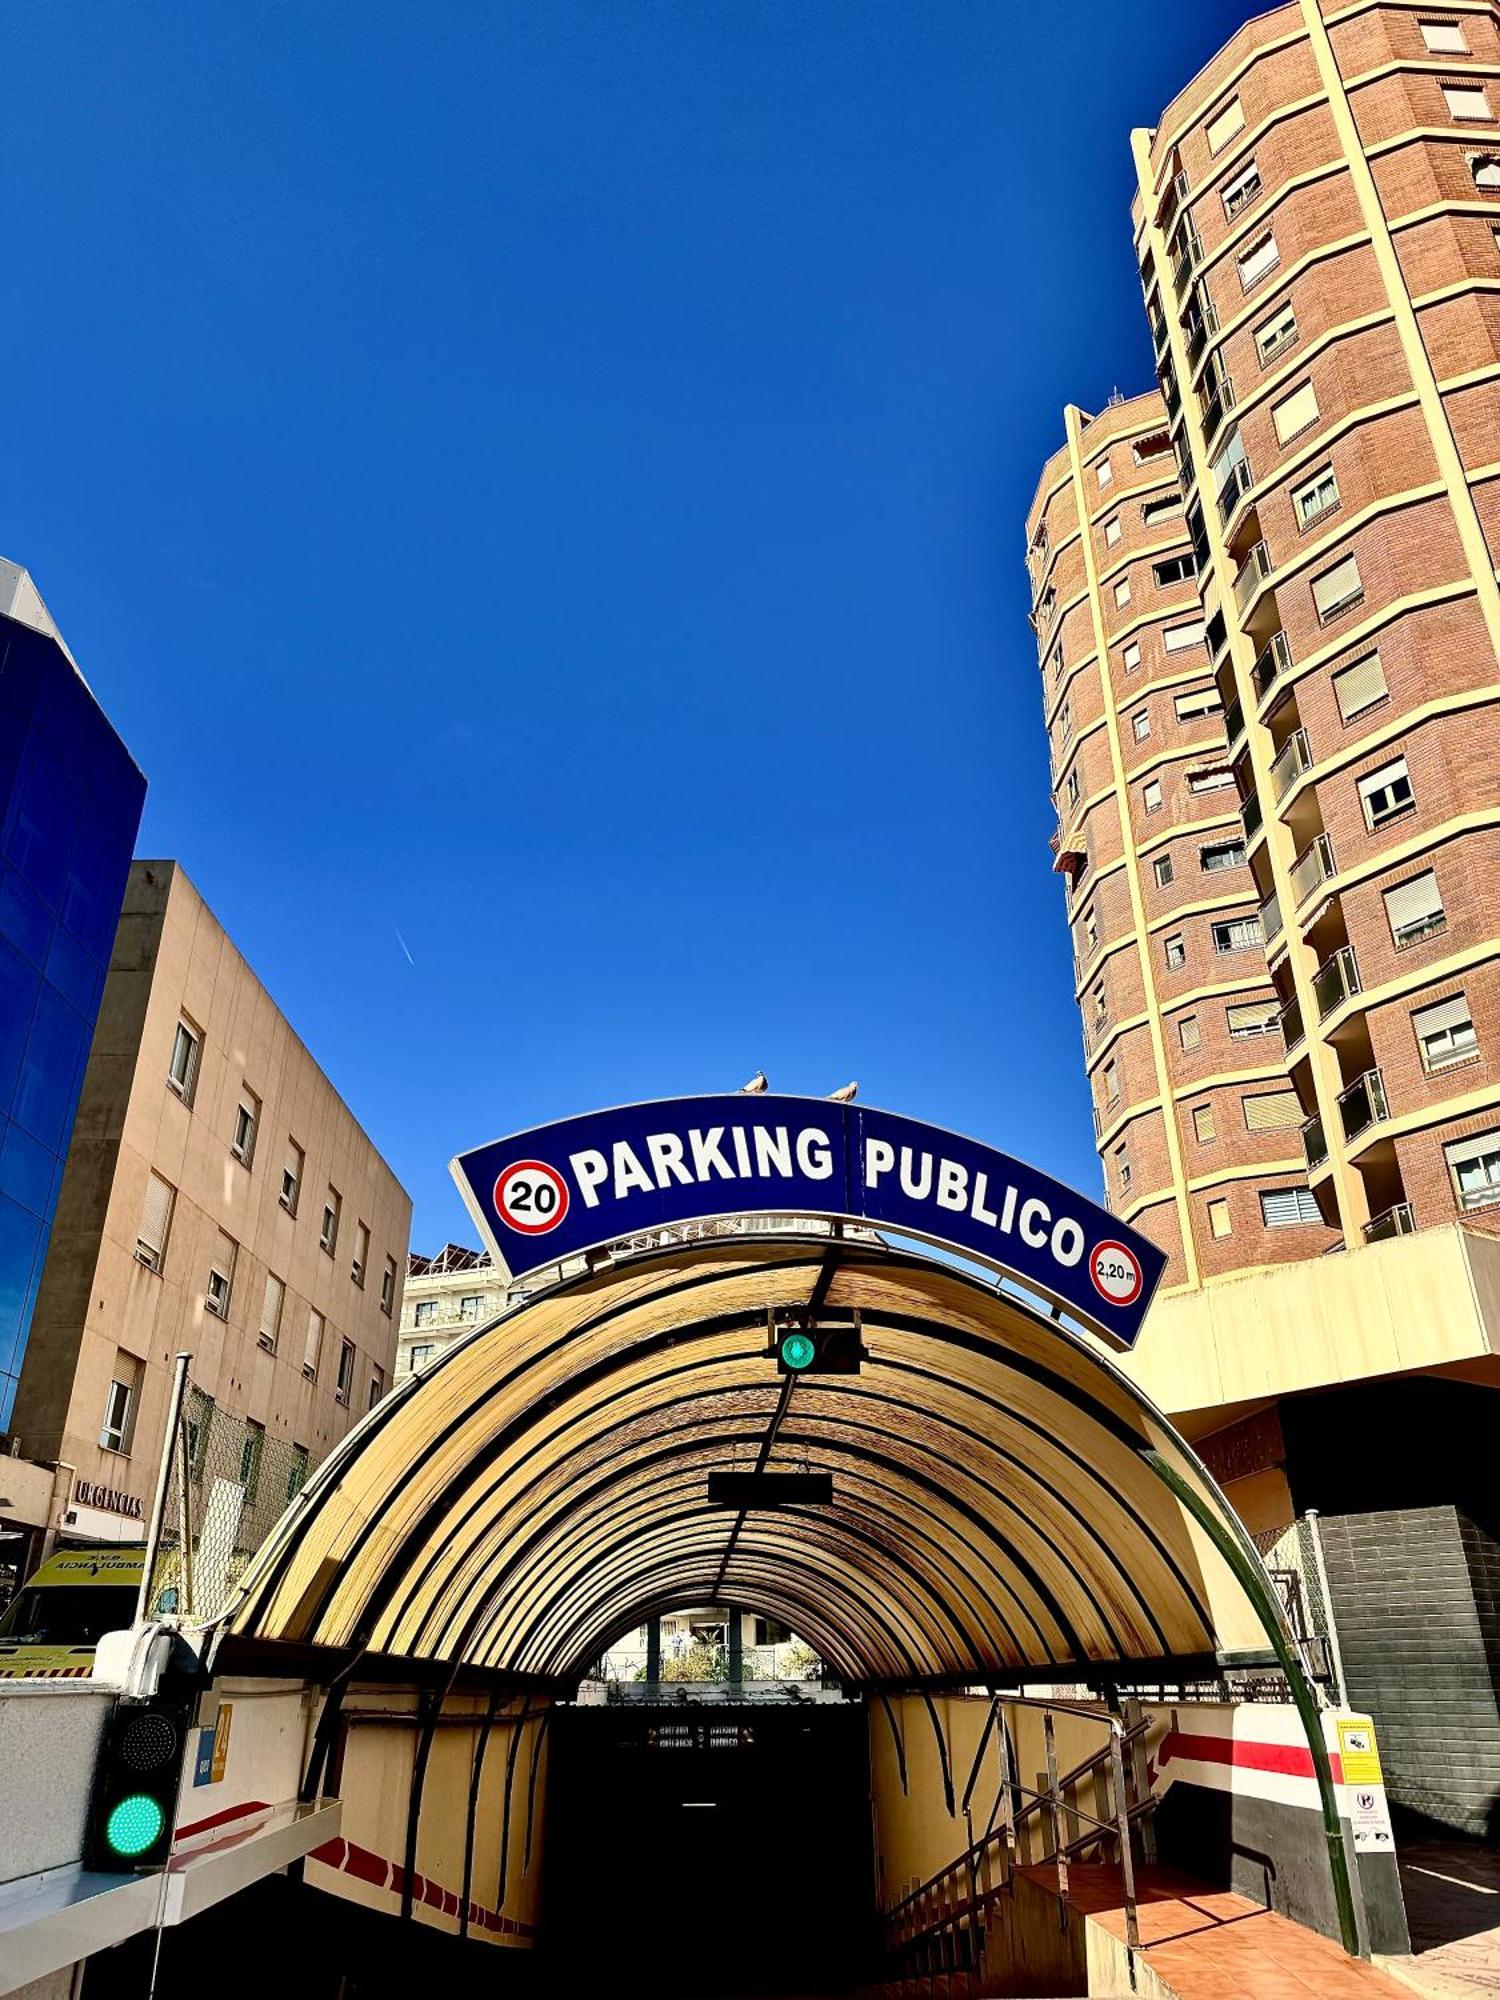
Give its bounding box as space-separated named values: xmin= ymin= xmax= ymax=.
xmin=3 ymin=0 xmax=1247 ymax=1248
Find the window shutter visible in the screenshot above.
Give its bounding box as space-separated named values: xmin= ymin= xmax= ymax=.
xmin=140 ymin=1172 xmax=174 ymax=1255
xmin=262 ymin=1272 xmax=285 ymax=1338
xmin=1164 ymin=621 xmax=1206 ymax=652
xmin=1414 ymin=995 xmax=1471 ymax=1038
xmin=1358 ymin=757 xmax=1408 ymax=808
xmin=1333 ymin=653 xmax=1386 ymax=721
xmin=1238 ymin=233 xmax=1279 ymax=285
xmin=1193 ymin=1104 xmax=1215 ymax=1142
xmin=1227 ymin=1000 xmax=1278 ymax=1035
xmin=304 ymin=1308 xmax=324 ymax=1373
xmin=1312 ymin=554 xmax=1362 ymax=619
xmin=1261 ymin=1187 xmax=1319 ymax=1227
xmin=1272 ymin=382 xmax=1319 ymax=444
xmin=1207 ymin=98 xmax=1245 ymax=151
xmin=1244 ymin=1089 xmax=1301 ymax=1131
xmin=1384 ymin=870 xmax=1443 ymax=937
xmin=1179 ymin=1014 xmax=1201 ymax=1050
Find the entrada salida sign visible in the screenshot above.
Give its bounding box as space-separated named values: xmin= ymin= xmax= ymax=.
xmin=452 ymin=1095 xmax=1165 ymax=1349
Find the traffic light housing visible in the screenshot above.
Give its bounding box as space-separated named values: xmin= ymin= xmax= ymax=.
xmin=84 ymin=1689 xmax=195 ymax=1872
xmin=770 ymin=1314 xmax=864 ymax=1375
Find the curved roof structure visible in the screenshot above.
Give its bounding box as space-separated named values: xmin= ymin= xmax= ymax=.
xmin=225 ymin=1237 xmax=1277 ymax=1688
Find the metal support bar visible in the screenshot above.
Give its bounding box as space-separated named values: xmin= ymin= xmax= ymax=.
xmin=137 ymin=1351 xmax=191 ymax=1626
xmin=1044 ymin=1711 xmax=1069 ymax=1929
xmin=1109 ymin=1724 xmax=1141 ymax=1956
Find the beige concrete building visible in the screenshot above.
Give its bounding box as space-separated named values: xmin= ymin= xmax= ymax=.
xmin=396 ymin=1243 xmax=505 ymax=1384
xmin=8 ymin=860 xmax=411 ymax=1547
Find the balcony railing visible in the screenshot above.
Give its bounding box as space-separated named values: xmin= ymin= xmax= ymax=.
xmin=1363 ymin=1201 xmax=1416 ymax=1243
xmin=1159 ymin=168 xmax=1190 ymax=235
xmin=1260 ymin=889 xmax=1283 ymax=943
xmin=1201 ymin=374 xmax=1236 ymax=444
xmin=1234 ymin=540 xmax=1272 ymax=615
xmin=1242 ymin=787 xmax=1264 ymax=842
xmin=1302 ymin=1110 xmax=1328 ymax=1170
xmin=1312 ymin=945 xmax=1360 ymax=1020
xmin=1172 ymin=223 xmax=1204 ymax=297
xmin=1337 ymin=1067 xmax=1390 ymax=1143
xmin=1185 ymin=294 xmax=1219 ymax=367
xmin=1252 ymin=630 xmax=1291 ymax=701
xmin=1280 ymin=994 xmax=1305 ymax=1053
xmin=1224 ymin=696 xmax=1245 ymax=750
xmin=1269 ymin=728 xmax=1312 ymax=802
xmin=1216 ymin=454 xmax=1253 ymax=524
xmin=1289 ymin=833 xmax=1335 ymax=906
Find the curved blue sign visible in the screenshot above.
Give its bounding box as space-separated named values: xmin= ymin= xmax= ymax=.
xmin=450 ymin=1095 xmax=1166 ymax=1350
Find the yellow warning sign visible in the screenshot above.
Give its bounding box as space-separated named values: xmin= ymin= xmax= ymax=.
xmin=211 ymin=1702 xmax=233 ymax=1783
xmin=1337 ymin=1718 xmax=1382 ymax=1787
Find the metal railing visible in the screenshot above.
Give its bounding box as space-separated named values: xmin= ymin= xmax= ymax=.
xmin=1280 ymin=993 xmax=1305 ymax=1053
xmin=1234 ymin=539 xmax=1272 ymax=614
xmin=1216 ymin=453 xmax=1254 ymax=523
xmin=1201 ymin=372 xmax=1236 ymax=442
xmin=1260 ymin=888 xmax=1283 ymax=943
xmin=1252 ymin=629 xmax=1291 ymax=701
xmin=1242 ymin=786 xmax=1264 ymax=841
xmin=1312 ymin=944 xmax=1360 ymax=1020
xmin=1185 ymin=293 xmax=1219 ymax=367
xmin=1224 ymin=695 xmax=1245 ymax=749
xmin=1302 ymin=1109 xmax=1328 ymax=1170
xmin=1364 ymin=1201 xmax=1416 ymax=1243
xmin=1269 ymin=727 xmax=1311 ymax=802
xmin=1290 ymin=833 xmax=1335 ymax=906
xmin=882 ymin=1698 xmax=1154 ymax=1994
xmin=1337 ymin=1067 xmax=1389 ymax=1143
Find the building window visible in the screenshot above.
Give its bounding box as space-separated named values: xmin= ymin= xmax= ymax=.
xmin=1133 ymin=430 xmax=1172 ymax=464
xmin=1475 ymin=156 xmax=1500 ymax=191
xmin=1206 ymin=97 xmax=1245 ymax=153
xmin=1132 ymin=708 xmax=1151 ymax=741
xmin=1192 ymin=1103 xmax=1216 ymax=1143
xmin=1333 ymin=651 xmax=1387 ymax=723
xmin=260 ymin=1270 xmax=285 ymax=1352
xmin=1207 ymin=1197 xmax=1232 ymax=1239
xmin=1384 ymin=869 xmax=1446 ymax=947
xmin=205 ymin=1232 xmax=237 ymax=1319
xmin=1222 ymin=158 xmax=1262 ymax=218
xmin=1260 ymin=1186 xmax=1322 ymax=1227
xmin=1227 ymin=999 xmax=1279 ymax=1038
xmin=1114 ymin=1146 xmax=1131 ymax=1192
xmin=1175 ymin=687 xmax=1223 ymax=721
xmin=1153 ymin=553 xmax=1196 ymax=587
xmin=1122 ymin=641 xmax=1142 ymax=672
xmin=1311 ymin=552 xmax=1363 ymax=623
xmin=1104 ymin=515 xmax=1122 ymax=547
xmin=1445 ymin=1130 xmax=1500 ymax=1211
xmin=1212 ymin=916 xmax=1262 ymax=953
xmin=136 ymin=1170 xmax=176 ymax=1273
xmin=1272 ymin=381 xmax=1320 ymax=447
xmin=1114 ymin=578 xmax=1132 ymax=608
xmin=1422 ymin=19 xmax=1469 ymax=52
xmin=1058 ymin=699 xmax=1073 ymax=743
xmin=287 ymin=1445 xmax=310 ymax=1502
xmin=1102 ymin=1060 xmax=1120 ymax=1107
xmin=415 ymin=1299 xmax=439 ymax=1327
xmin=167 ymin=1017 xmax=202 ymax=1105
xmin=100 ymin=1358 xmax=141 ymax=1454
xmin=1153 ymin=854 xmax=1175 ymax=887
xmin=232 ymin=1089 xmax=260 ymax=1167
xmin=1084 ymin=908 xmax=1098 ymax=952
xmin=1443 ymin=82 xmax=1492 ymax=121
xmin=1143 ymin=778 xmax=1163 ymax=813
xmin=1244 ymin=1089 xmax=1302 ymax=1132
xmin=1200 ymin=838 xmax=1246 ymax=871
xmin=409 ymin=1343 xmax=434 ymax=1370
xmin=1358 ymin=755 xmax=1414 ymax=829
xmin=320 ymin=1188 xmax=341 ymax=1256
xmin=1414 ymin=993 xmax=1476 ymax=1072
xmin=352 ymin=1220 xmax=370 ymax=1288
xmin=459 ymin=1293 xmax=485 ymax=1322
xmin=281 ymin=1140 xmax=304 ymax=1217
xmin=368 ymin=1366 xmax=385 ymax=1411
xmin=1238 ymin=231 xmax=1280 ymax=290
xmin=381 ymin=1255 xmax=397 ymax=1316
xmin=239 ymin=1421 xmax=264 ymax=1504
xmin=1163 ymin=620 xmax=1206 ymax=653
xmin=1142 ymin=495 xmax=1182 ymax=527
xmin=1188 ymin=766 xmax=1236 ymax=793
xmin=1066 ymin=768 xmax=1080 ymax=807
xmin=1293 ymin=464 xmax=1340 ymax=527
xmin=1097 ymin=457 xmax=1113 ymax=488
xmin=1093 ymin=980 xmax=1107 ymax=1022
xmin=303 ymin=1307 xmax=324 ymax=1381
xmin=1165 ymin=933 xmax=1186 ymax=970
xmin=1179 ymin=1014 xmax=1201 ymax=1051
xmin=336 ymin=1339 xmax=356 ymax=1407
xmin=1255 ymin=303 xmax=1299 ymax=365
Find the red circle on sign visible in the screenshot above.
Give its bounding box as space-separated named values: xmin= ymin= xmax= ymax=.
xmin=493 ymin=1159 xmax=570 ymax=1236
xmin=1089 ymin=1239 xmax=1143 ymax=1308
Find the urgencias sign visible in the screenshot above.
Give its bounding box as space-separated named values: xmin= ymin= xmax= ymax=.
xmin=451 ymin=1096 xmax=1165 ymax=1349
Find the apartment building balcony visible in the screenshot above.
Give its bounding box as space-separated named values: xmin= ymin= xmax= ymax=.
xmin=1288 ymin=834 xmax=1335 ymax=911
xmin=1279 ymin=993 xmax=1305 ymax=1054
xmin=1234 ymin=540 xmax=1272 ymax=617
xmin=1224 ymin=695 xmax=1244 ymax=750
xmin=1184 ymin=293 xmax=1219 ymax=368
xmin=1338 ymin=1067 xmax=1390 ymax=1144
xmin=1251 ymin=630 xmax=1290 ymax=703
xmin=1241 ymin=786 xmax=1264 ymax=843
xmin=1268 ymin=728 xmax=1312 ymax=803
xmin=1302 ymin=1109 xmax=1328 ymax=1170
xmin=1363 ymin=1201 xmax=1415 ymax=1244
xmin=1216 ymin=455 xmax=1254 ymax=525
xmin=1201 ymin=374 xmax=1236 ymax=445
xmin=1259 ymin=888 xmax=1283 ymax=944
xmin=1158 ymin=168 xmax=1190 ymax=236
xmin=1172 ymin=223 xmax=1204 ymax=298
xmin=1312 ymin=944 xmax=1360 ymax=1021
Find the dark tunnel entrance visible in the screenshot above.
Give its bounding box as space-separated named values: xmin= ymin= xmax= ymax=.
xmin=541 ymin=1698 xmax=876 ymax=1997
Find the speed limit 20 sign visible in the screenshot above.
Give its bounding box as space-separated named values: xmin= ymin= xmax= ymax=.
xmin=493 ymin=1160 xmax=570 ymax=1235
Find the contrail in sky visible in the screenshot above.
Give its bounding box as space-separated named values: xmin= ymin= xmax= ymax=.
xmin=394 ymin=926 xmax=415 ymax=967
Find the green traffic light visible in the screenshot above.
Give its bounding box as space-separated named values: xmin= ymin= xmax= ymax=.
xmin=781 ymin=1331 xmax=817 ymax=1371
xmin=106 ymin=1793 xmax=165 ymax=1858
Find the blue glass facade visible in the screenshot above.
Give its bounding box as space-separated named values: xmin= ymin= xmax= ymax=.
xmin=0 ymin=594 xmax=145 ymax=1430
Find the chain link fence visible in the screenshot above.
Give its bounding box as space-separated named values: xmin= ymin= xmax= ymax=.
xmin=146 ymin=1379 xmax=311 ymax=1627
xmin=1251 ymin=1515 xmax=1344 ymax=1697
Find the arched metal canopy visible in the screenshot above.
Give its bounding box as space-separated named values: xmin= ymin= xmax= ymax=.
xmin=224 ymin=1237 xmax=1278 ymax=1689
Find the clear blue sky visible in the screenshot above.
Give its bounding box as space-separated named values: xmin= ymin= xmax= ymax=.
xmin=4 ymin=1 xmax=1246 ymax=1249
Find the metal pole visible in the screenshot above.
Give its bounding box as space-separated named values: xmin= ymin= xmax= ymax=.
xmin=1143 ymin=1448 xmax=1361 ymax=1959
xmin=1305 ymin=1510 xmax=1348 ymax=1708
xmin=1043 ymin=1711 xmax=1069 ymax=1929
xmin=645 ymin=1615 xmax=661 ymax=1686
xmin=727 ymin=1604 xmax=743 ymax=1687
xmin=1108 ymin=1724 xmax=1141 ymax=1955
xmin=175 ymin=1401 xmax=194 ymax=1619
xmin=136 ymin=1352 xmax=191 ymax=1627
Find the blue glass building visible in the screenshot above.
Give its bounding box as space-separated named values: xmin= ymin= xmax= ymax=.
xmin=0 ymin=563 xmax=145 ymax=1431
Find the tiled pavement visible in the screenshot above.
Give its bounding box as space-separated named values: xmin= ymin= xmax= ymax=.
xmin=1378 ymin=1840 xmax=1500 ymax=2000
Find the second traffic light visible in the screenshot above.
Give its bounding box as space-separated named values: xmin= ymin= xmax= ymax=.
xmin=84 ymin=1691 xmax=195 ymax=1872
xmin=771 ymin=1317 xmax=864 ymax=1375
